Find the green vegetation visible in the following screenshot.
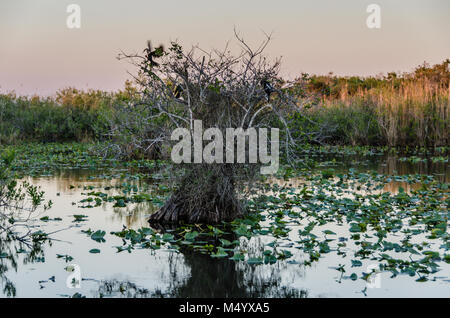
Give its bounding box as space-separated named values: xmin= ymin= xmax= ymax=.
xmin=295 ymin=59 xmax=450 ymax=147
xmin=0 ymin=141 xmax=448 ymax=296
xmin=0 ymin=54 xmax=448 ymax=296
xmin=0 ymin=82 xmax=138 ymax=144
xmin=0 ymin=149 xmax=50 ymax=211
xmin=111 ymin=170 xmax=449 ymax=284
xmin=0 ymin=150 xmax=52 ymax=296
xmin=1 ymin=61 xmax=448 ymax=149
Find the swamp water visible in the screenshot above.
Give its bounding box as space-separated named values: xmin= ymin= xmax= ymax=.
xmin=0 ymin=155 xmax=448 ymax=298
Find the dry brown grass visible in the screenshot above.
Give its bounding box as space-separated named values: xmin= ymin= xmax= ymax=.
xmin=318 ymin=79 xmax=449 ymax=146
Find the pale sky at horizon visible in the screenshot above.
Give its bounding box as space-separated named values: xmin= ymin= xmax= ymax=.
xmin=0 ymin=0 xmax=449 ymax=96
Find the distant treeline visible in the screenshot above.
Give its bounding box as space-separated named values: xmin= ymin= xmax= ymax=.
xmin=0 ymin=60 xmax=448 ymax=148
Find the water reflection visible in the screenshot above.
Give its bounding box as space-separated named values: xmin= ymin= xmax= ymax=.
xmin=322 ymin=154 xmax=448 ymax=183
xmin=0 ymin=229 xmax=47 ymax=297
xmin=91 ymin=249 xmax=307 ymax=298
xmin=379 ymin=156 xmax=447 ymax=179
xmin=0 ymin=154 xmax=448 ymax=298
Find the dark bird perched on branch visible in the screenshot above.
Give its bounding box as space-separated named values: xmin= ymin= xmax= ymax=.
xmin=144 ymin=41 xmax=165 ymax=68
xmin=173 ymin=84 xmax=183 ymax=99
xmin=261 ymin=79 xmax=275 ymax=101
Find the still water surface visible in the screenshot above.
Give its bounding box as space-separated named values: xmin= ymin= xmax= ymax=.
xmin=1 ymin=156 xmax=448 ymax=297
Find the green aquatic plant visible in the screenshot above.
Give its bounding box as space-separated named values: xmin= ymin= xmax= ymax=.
xmin=1 ymin=142 xmax=447 ymax=295
xmin=108 ymin=167 xmax=448 ymax=286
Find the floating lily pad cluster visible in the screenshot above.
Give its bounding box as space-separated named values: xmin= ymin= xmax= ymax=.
xmin=111 ymin=169 xmax=448 ymax=284
xmin=1 ymin=142 xmax=448 ymax=291
xmin=77 ymin=182 xmax=169 ymax=208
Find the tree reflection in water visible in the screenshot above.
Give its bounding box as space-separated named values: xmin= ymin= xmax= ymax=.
xmin=0 ymin=230 xmax=47 ymax=297
xmin=92 ymin=238 xmax=307 ymax=298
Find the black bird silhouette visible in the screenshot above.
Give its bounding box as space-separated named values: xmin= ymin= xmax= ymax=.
xmin=261 ymin=80 xmax=275 ymax=101
xmin=144 ymin=41 xmax=164 ymax=68
xmin=173 ymin=84 xmax=183 ymax=99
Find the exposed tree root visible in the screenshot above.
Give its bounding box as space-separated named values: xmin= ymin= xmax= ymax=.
xmin=149 ymin=165 xmax=244 ymax=225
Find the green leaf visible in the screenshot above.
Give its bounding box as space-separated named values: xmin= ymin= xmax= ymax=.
xmin=444 ymin=254 xmax=450 ymax=264
xmin=219 ymin=238 xmax=233 ymax=246
xmin=247 ymin=257 xmax=263 ymax=265
xmin=91 ymin=230 xmax=106 ymax=243
xmin=351 ymin=260 xmax=363 ymax=267
xmin=229 ymin=253 xmax=245 ymax=261
xmin=162 ymin=233 xmax=174 ymax=242
xmin=349 ymin=223 xmax=362 ymax=233
xmin=211 ymin=247 xmax=228 ymax=258
xmin=72 ymin=214 xmax=88 ymax=222
xmin=184 ymin=231 xmax=199 ymax=241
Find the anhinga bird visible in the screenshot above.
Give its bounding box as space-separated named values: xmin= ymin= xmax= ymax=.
xmin=261 ymin=79 xmax=275 ymax=101
xmin=144 ymin=41 xmax=164 ymax=68
xmin=173 ymin=84 xmax=183 ymax=99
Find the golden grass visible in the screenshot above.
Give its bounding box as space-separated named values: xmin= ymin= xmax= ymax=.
xmin=319 ymin=80 xmax=449 ymax=146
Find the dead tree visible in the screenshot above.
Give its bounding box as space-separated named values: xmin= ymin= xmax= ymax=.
xmin=117 ymin=31 xmax=317 ymax=224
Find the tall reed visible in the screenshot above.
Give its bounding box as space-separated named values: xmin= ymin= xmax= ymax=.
xmin=315 ymin=79 xmax=449 ymax=147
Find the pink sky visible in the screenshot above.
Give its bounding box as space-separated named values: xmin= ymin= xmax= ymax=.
xmin=0 ymin=0 xmax=449 ymax=96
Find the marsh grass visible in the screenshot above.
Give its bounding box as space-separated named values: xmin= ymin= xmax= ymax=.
xmin=307 ymin=77 xmax=449 ymax=147
xmin=1 ymin=62 xmax=448 ymax=148
xmin=0 ymin=82 xmax=138 ymax=144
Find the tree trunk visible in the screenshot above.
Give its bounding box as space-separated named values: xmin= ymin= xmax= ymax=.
xmin=148 ymin=164 xmax=243 ymax=224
